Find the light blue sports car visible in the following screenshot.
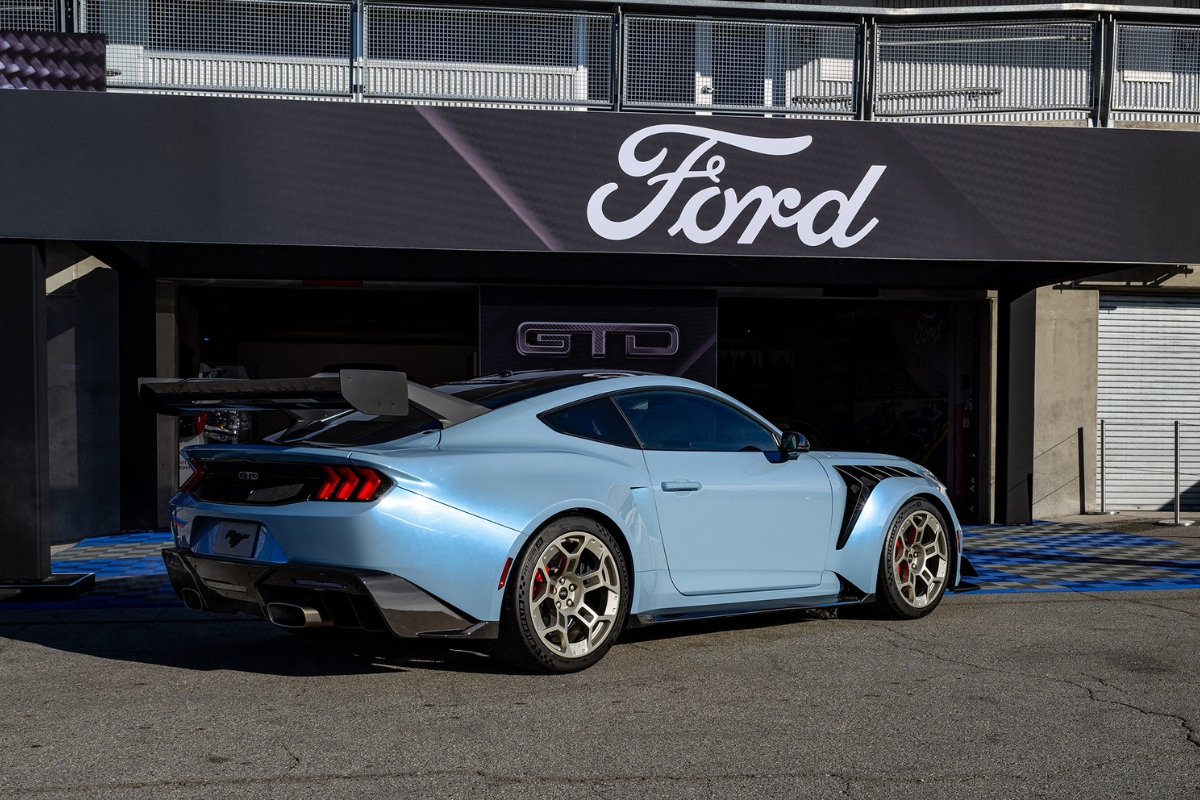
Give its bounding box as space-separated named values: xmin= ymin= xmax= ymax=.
xmin=142 ymin=369 xmax=964 ymax=673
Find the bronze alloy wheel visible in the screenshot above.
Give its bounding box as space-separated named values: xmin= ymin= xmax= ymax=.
xmin=494 ymin=515 xmax=630 ymax=673
xmin=875 ymin=499 xmax=952 ymax=620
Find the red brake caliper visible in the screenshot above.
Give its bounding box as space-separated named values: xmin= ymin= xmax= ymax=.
xmin=531 ymin=568 xmax=546 ymax=601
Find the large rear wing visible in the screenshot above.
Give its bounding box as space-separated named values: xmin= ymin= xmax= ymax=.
xmin=138 ymin=370 xmax=488 ymax=427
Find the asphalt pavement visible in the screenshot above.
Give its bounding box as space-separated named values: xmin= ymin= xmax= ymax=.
xmin=2 ymin=587 xmax=1198 ymax=799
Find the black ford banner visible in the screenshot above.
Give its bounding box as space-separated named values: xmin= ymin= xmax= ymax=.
xmin=2 ymin=90 xmax=1200 ymax=264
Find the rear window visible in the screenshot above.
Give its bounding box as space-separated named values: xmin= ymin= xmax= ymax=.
xmin=439 ymin=376 xmax=599 ymax=409
xmin=541 ymin=397 xmax=640 ymax=448
xmin=276 ymin=408 xmax=440 ymax=446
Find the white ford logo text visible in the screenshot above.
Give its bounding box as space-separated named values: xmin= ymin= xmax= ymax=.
xmin=587 ymin=124 xmax=885 ymax=248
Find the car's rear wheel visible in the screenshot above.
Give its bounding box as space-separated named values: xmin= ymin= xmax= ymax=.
xmin=494 ymin=516 xmax=630 ymax=673
xmin=875 ymin=499 xmax=951 ymax=620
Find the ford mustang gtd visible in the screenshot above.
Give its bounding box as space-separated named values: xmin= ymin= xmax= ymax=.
xmin=142 ymin=370 xmax=964 ymax=673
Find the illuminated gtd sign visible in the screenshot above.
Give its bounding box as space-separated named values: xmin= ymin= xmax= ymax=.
xmin=587 ymin=125 xmax=885 ymax=248
xmin=517 ymin=322 xmax=680 ymax=358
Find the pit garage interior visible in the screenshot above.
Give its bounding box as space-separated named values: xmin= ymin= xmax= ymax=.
xmin=5 ymin=88 xmax=1200 ymax=588
xmin=29 ymin=239 xmax=1087 ymax=547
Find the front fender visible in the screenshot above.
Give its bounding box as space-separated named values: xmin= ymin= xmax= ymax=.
xmin=823 ymin=478 xmax=963 ymax=596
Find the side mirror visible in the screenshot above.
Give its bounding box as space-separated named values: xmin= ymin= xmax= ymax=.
xmin=781 ymin=430 xmax=810 ymax=459
xmin=766 ymin=430 xmax=810 ymax=462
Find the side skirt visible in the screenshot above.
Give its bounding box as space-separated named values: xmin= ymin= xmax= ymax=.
xmin=626 ymin=587 xmax=875 ymax=629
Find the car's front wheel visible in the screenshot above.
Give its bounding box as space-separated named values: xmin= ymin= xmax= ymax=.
xmin=875 ymin=499 xmax=952 ymax=620
xmin=494 ymin=515 xmax=630 ymax=673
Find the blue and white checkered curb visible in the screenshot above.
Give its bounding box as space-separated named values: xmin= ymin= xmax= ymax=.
xmin=3 ymin=522 xmax=1200 ymax=609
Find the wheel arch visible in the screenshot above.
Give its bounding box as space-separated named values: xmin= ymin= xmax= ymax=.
xmin=531 ymin=507 xmax=636 ymax=599
xmin=824 ymin=481 xmax=961 ymax=597
xmin=497 ymin=505 xmax=637 ymax=642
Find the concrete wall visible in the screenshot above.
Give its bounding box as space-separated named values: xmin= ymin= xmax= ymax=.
xmin=46 ymin=244 xmax=120 ymax=543
xmin=1031 ymin=286 xmax=1098 ymax=518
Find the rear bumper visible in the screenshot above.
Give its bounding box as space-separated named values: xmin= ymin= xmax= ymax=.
xmin=162 ymin=548 xmax=498 ymax=639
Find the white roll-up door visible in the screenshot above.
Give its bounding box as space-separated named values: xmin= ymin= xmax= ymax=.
xmin=1098 ymin=294 xmax=1200 ymax=510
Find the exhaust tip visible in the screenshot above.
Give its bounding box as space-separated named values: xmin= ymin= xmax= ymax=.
xmin=180 ymin=588 xmax=204 ymax=611
xmin=266 ymin=602 xmax=331 ymax=629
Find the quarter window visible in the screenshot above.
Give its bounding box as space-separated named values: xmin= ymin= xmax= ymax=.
xmin=542 ymin=397 xmax=640 ymax=449
xmin=613 ymin=390 xmax=777 ymax=452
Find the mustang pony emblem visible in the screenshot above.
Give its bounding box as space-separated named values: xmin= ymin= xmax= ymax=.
xmin=224 ymin=530 xmax=251 ymax=548
xmin=587 ymin=124 xmax=885 ymax=248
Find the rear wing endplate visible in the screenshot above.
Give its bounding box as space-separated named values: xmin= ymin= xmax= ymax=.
xmin=138 ymin=370 xmax=489 ymax=427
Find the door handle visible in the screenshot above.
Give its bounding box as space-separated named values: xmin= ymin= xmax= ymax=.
xmin=661 ymin=481 xmax=702 ymax=492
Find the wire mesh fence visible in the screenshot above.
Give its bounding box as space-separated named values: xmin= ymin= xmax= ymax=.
xmin=77 ymin=0 xmax=352 ymax=95
xmin=1112 ymin=23 xmax=1200 ymax=116
xmin=363 ymin=5 xmax=612 ymax=107
xmin=874 ymin=21 xmax=1094 ymax=119
xmin=622 ymin=14 xmax=859 ymax=116
xmin=0 ymin=0 xmax=56 ymax=31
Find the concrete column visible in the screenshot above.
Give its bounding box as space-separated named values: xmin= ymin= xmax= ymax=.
xmin=1031 ymin=286 xmax=1098 ymax=518
xmin=996 ymin=288 xmax=1036 ymax=525
xmin=0 ymin=244 xmax=50 ymax=581
xmin=46 ymin=244 xmax=120 ymax=543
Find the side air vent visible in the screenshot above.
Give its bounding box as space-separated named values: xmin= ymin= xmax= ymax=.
xmin=832 ymin=465 xmax=919 ymax=550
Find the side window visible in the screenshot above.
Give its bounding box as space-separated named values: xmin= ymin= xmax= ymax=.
xmin=541 ymin=397 xmax=641 ymax=449
xmin=613 ymin=390 xmax=778 ymax=452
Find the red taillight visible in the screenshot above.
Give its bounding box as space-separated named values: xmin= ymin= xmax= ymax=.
xmin=180 ymin=463 xmax=206 ymax=495
xmin=333 ymin=466 xmax=360 ymax=500
xmin=315 ymin=465 xmax=340 ymax=500
xmin=354 ymin=469 xmax=382 ymax=501
xmin=313 ymin=466 xmax=387 ymax=502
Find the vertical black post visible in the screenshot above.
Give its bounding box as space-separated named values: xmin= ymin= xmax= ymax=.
xmin=119 ymin=265 xmax=159 ymax=530
xmin=0 ymin=244 xmax=50 ymax=582
xmin=995 ymin=287 xmax=1036 ymax=525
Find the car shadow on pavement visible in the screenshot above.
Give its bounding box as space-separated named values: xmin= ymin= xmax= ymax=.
xmin=0 ymin=606 xmax=842 ymax=676
xmin=0 ymin=614 xmax=522 ymax=676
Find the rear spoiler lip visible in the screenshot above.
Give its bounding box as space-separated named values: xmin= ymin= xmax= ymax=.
xmin=139 ymin=370 xmax=489 ymax=427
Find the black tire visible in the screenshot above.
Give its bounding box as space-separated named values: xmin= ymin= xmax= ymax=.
xmin=874 ymin=499 xmax=953 ymax=620
xmin=492 ymin=515 xmax=631 ymax=674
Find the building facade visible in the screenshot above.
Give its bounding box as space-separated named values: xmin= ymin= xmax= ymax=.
xmin=5 ymin=0 xmax=1200 ymax=581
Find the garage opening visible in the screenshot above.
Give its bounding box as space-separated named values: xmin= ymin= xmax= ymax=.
xmin=169 ymin=282 xmax=478 ymax=453
xmin=717 ymin=296 xmax=985 ymax=521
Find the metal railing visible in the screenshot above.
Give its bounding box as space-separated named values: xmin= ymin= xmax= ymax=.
xmin=873 ymin=21 xmax=1095 ymax=121
xmin=0 ymin=0 xmax=1197 ymax=122
xmin=622 ymin=15 xmax=860 ymax=116
xmin=79 ymin=0 xmax=352 ymax=96
xmin=1112 ymin=22 xmax=1200 ymax=122
xmin=0 ymin=0 xmax=55 ymax=30
xmin=363 ymin=5 xmax=612 ymax=107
